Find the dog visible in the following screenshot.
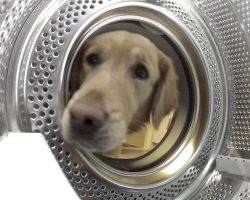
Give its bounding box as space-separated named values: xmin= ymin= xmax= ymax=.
xmin=61 ymin=31 xmax=178 ymax=152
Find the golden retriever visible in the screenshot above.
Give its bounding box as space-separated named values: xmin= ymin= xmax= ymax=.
xmin=61 ymin=31 xmax=178 ymax=152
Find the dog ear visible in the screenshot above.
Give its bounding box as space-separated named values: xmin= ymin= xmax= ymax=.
xmin=69 ymin=44 xmax=88 ymax=98
xmin=151 ymin=51 xmax=178 ymax=129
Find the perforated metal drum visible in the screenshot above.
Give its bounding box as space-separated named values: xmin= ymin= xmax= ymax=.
xmin=1 ymin=0 xmax=250 ymax=199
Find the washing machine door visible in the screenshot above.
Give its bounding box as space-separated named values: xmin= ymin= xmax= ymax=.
xmin=0 ymin=0 xmax=250 ymax=199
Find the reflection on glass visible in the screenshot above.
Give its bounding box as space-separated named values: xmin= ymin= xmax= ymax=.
xmin=102 ymin=110 xmax=175 ymax=159
xmin=162 ymin=143 xmax=194 ymax=175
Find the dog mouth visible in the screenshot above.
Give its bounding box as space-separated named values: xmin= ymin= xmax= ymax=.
xmin=74 ymin=135 xmax=120 ymax=152
xmin=68 ymin=115 xmax=127 ymax=152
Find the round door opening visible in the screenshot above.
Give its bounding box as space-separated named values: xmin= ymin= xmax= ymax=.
xmin=64 ymin=20 xmax=204 ymax=174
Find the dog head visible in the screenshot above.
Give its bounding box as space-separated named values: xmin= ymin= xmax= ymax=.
xmin=61 ymin=31 xmax=178 ymax=152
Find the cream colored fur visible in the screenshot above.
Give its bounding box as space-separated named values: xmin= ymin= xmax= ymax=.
xmin=61 ymin=31 xmax=178 ymax=152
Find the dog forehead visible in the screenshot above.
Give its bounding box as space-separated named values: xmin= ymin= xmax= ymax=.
xmin=92 ymin=31 xmax=157 ymax=49
xmin=92 ymin=31 xmax=158 ymax=60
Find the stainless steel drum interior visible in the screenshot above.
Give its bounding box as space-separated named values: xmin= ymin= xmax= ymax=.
xmin=0 ymin=0 xmax=250 ymax=199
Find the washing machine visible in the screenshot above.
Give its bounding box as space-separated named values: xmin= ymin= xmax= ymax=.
xmin=0 ymin=0 xmax=250 ymax=199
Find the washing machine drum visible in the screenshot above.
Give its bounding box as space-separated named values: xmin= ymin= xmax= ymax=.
xmin=1 ymin=0 xmax=250 ymax=199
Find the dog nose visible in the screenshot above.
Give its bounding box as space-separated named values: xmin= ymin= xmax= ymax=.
xmin=70 ymin=99 xmax=106 ymax=133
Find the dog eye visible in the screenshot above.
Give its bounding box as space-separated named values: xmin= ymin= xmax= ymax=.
xmin=86 ymin=53 xmax=101 ymax=67
xmin=134 ymin=63 xmax=149 ymax=79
